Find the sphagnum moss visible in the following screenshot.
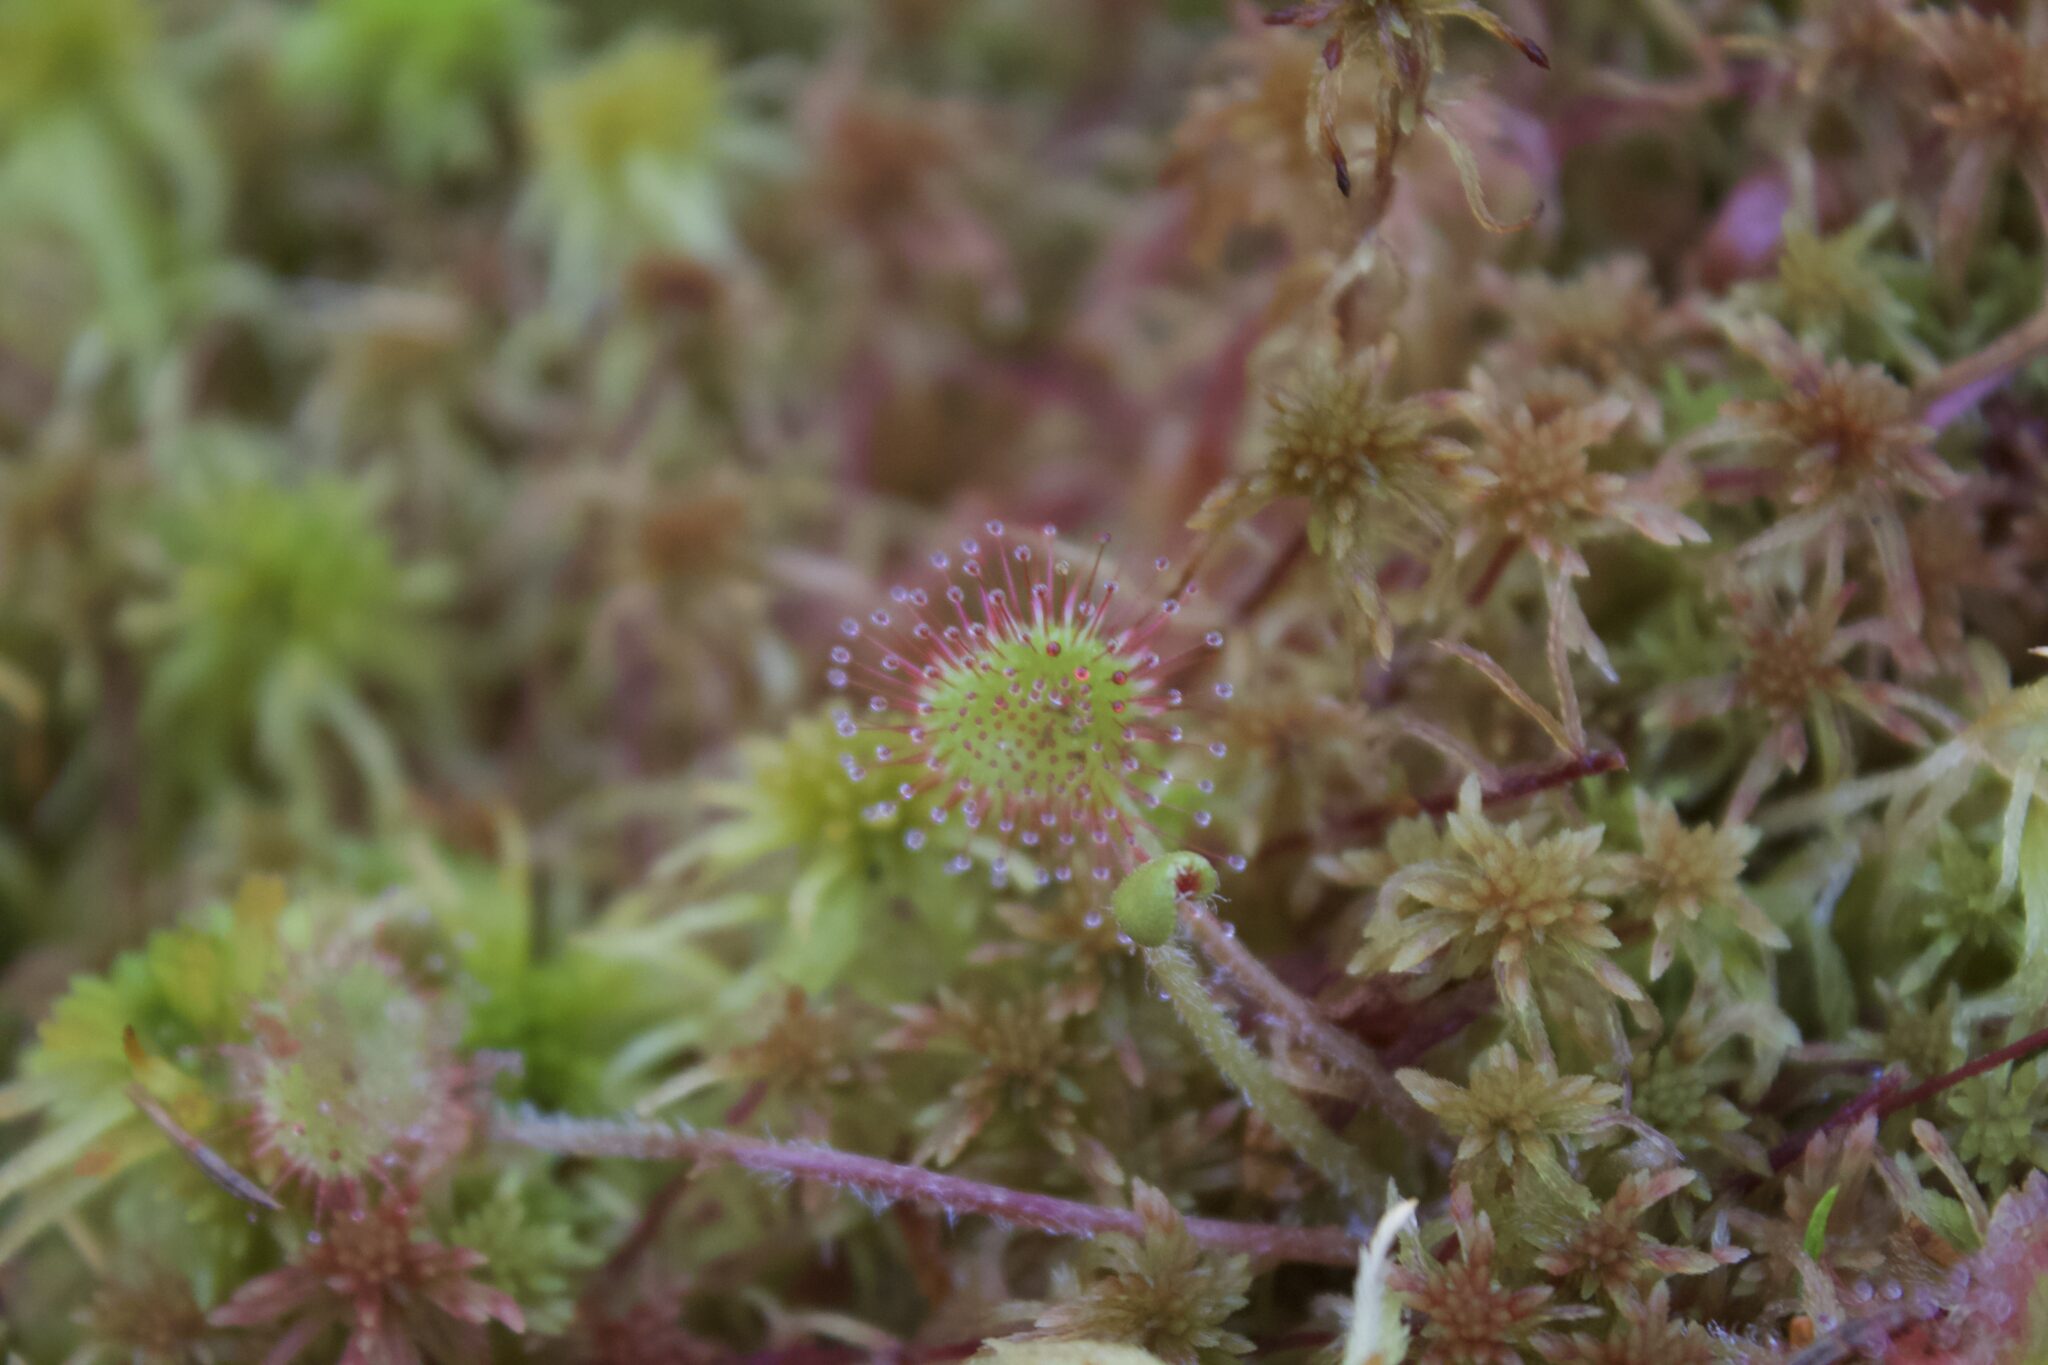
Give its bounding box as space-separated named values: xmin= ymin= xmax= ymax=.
xmin=4 ymin=1 xmax=2048 ymax=1362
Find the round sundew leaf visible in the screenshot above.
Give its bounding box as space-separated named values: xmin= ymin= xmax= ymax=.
xmin=831 ymin=522 xmax=1228 ymax=886
xmin=923 ymin=620 xmax=1153 ymax=817
xmin=245 ymin=957 xmax=461 ymax=1192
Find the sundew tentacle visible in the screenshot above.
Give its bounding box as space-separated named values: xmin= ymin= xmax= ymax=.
xmin=830 ymin=522 xmax=1241 ymax=888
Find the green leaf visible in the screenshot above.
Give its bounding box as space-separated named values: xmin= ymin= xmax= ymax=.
xmin=1112 ymin=852 xmax=1215 ymax=947
xmin=1804 ymin=1185 xmax=1840 ymax=1260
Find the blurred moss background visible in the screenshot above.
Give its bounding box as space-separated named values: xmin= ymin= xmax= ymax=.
xmin=5 ymin=0 xmax=2048 ymax=1360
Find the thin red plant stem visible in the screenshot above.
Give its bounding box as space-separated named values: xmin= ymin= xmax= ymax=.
xmin=604 ymin=332 xmax=679 ymax=462
xmin=588 ymin=1171 xmax=691 ymax=1296
xmin=1318 ymin=983 xmax=1498 ymax=1139
xmin=723 ymin=1078 xmax=770 ymax=1127
xmin=1232 ymin=529 xmax=1310 ymax=621
xmin=1259 ymin=746 xmax=1627 ymax=860
xmin=1698 ymin=465 xmax=1780 ymax=499
xmin=1464 ymin=537 xmax=1521 ymax=608
xmin=890 ymin=1204 xmax=956 ymax=1309
xmin=1448 ymin=746 xmax=1626 ymax=809
xmin=1916 ymin=304 xmax=2048 ymax=429
xmin=1177 ymin=897 xmax=1444 ymax=1157
xmin=494 ymin=1108 xmax=1359 ymax=1266
xmin=1765 ymin=1022 xmax=2048 ymax=1173
xmin=1378 ymin=978 xmax=1496 ymax=1067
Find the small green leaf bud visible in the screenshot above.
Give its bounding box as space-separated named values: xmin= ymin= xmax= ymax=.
xmin=1111 ymin=852 xmax=1218 ymax=948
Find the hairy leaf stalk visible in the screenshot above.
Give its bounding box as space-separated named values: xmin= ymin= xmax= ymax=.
xmin=1143 ymin=944 xmax=1382 ymax=1207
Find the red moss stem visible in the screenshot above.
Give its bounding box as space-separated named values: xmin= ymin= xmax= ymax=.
xmin=494 ymin=1108 xmax=1360 ymax=1265
xmin=1464 ymin=537 xmax=1521 ymax=607
xmin=1698 ymin=465 xmax=1780 ymax=499
xmin=1916 ymin=305 xmax=2048 ymax=429
xmin=589 ymin=1171 xmax=691 ymax=1294
xmin=1255 ymin=747 xmax=1627 ymax=857
xmin=1448 ymin=746 xmax=1626 ymax=810
xmin=1232 ymin=529 xmax=1310 ymax=621
xmin=1767 ymin=1023 xmax=2048 ymax=1172
xmin=1378 ymin=978 xmax=1497 ymax=1066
